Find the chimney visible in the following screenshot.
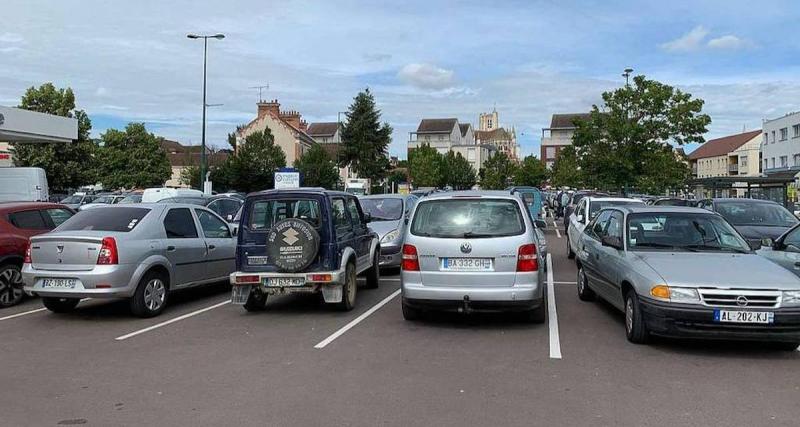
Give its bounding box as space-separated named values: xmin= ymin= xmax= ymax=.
xmin=280 ymin=109 xmax=302 ymax=129
xmin=257 ymin=99 xmax=280 ymax=119
xmin=299 ymin=120 xmax=308 ymax=131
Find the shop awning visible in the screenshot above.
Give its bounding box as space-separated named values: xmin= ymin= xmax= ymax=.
xmin=0 ymin=106 xmax=77 ymax=143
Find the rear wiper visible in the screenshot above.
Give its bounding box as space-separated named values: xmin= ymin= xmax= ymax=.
xmin=462 ymin=231 xmax=495 ymax=238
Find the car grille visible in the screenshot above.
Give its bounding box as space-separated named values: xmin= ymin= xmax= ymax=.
xmin=698 ymin=289 xmax=781 ymax=308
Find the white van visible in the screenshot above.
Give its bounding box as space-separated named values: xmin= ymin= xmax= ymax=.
xmin=141 ymin=187 xmax=203 ymax=203
xmin=0 ymin=167 xmax=49 ymax=202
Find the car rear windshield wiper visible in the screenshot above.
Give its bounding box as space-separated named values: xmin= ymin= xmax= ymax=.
xmin=461 ymin=231 xmax=498 ymax=238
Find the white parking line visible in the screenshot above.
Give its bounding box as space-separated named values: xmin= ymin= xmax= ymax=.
xmin=0 ymin=298 xmax=90 ymax=321
xmin=550 ymin=216 xmax=562 ymax=238
xmin=314 ymin=289 xmax=401 ymax=349
xmin=547 ymin=254 xmax=562 ymax=359
xmin=115 ymin=299 xmax=231 ymax=341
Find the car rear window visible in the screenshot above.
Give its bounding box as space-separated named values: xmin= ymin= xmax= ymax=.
xmin=58 ymin=207 xmax=150 ymax=232
xmin=248 ymin=199 xmax=321 ymax=231
xmin=411 ymin=198 xmax=525 ymax=238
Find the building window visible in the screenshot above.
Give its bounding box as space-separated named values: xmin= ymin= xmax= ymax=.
xmin=781 ymin=156 xmax=788 ymax=167
xmin=771 ymin=131 xmax=776 ymax=143
xmin=794 ymin=124 xmax=800 ymax=138
xmin=545 ymin=146 xmax=556 ymax=158
xmin=467 ymin=148 xmax=476 ymax=161
xmin=740 ymin=155 xmax=747 ymax=167
xmin=764 ymin=159 xmax=769 ymax=170
xmin=771 ymin=158 xmax=775 ymax=169
xmin=763 ymin=132 xmax=769 ymax=144
xmin=794 ymin=154 xmax=800 ymax=167
xmin=780 ymin=128 xmax=789 ymax=141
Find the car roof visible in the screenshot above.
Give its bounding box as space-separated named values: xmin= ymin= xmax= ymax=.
xmin=360 ymin=194 xmax=409 ymax=200
xmin=421 ymin=190 xmax=519 ymax=201
xmin=0 ymin=202 xmax=68 ymax=213
xmin=709 ymin=198 xmax=780 ymax=205
xmin=586 ymin=197 xmax=643 ymax=203
xmin=248 ymin=188 xmax=350 ymax=198
xmin=610 ymin=205 xmax=712 ymax=214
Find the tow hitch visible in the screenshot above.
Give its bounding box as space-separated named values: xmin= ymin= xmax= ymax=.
xmin=457 ymin=295 xmax=472 ymax=314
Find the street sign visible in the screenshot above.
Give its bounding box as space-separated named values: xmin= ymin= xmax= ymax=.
xmin=275 ymin=170 xmax=301 ymax=189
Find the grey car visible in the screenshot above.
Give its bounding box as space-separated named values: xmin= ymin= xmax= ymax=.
xmin=757 ymin=223 xmax=800 ymax=277
xmin=697 ymin=198 xmax=798 ymax=245
xmin=22 ymin=204 xmax=236 ymax=317
xmin=576 ymin=206 xmax=800 ymax=349
xmin=400 ymin=191 xmax=546 ymax=322
xmin=359 ymin=194 xmax=418 ymax=268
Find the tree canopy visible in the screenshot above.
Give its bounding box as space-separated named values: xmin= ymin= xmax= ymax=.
xmin=514 ymin=155 xmax=548 ymax=187
xmin=549 ymin=146 xmax=583 ymax=188
xmin=339 ymin=89 xmax=392 ymax=181
xmin=480 ymin=152 xmax=516 ymax=190
xmin=409 ymin=144 xmax=442 ymax=188
xmin=440 ymin=151 xmax=476 ymax=190
xmin=214 ymin=129 xmax=286 ymax=193
xmin=294 ymin=144 xmax=340 ymax=189
xmin=96 ymin=123 xmax=172 ymax=189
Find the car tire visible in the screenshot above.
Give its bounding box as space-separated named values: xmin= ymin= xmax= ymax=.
xmin=770 ymin=342 xmax=799 ymax=351
xmin=130 ymin=271 xmax=169 ymax=318
xmin=243 ymin=290 xmax=268 ymax=312
xmin=336 ymin=262 xmax=357 ymax=311
xmin=0 ymin=263 xmax=25 ymax=308
xmin=624 ymin=291 xmax=650 ymax=344
xmin=566 ymin=235 xmax=575 ymax=259
xmin=522 ymin=301 xmax=546 ymax=323
xmin=364 ymin=251 xmax=380 ymax=289
xmin=576 ymin=266 xmax=595 ymax=301
xmin=402 ymin=301 xmax=421 ymax=321
xmin=42 ymin=297 xmax=80 ymax=313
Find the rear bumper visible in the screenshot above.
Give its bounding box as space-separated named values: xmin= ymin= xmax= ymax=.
xmin=21 ymin=263 xmax=138 ymax=298
xmin=639 ymin=297 xmax=800 ymax=343
xmin=401 ymin=272 xmax=543 ymax=312
xmin=402 ymin=297 xmax=542 ymax=313
xmin=229 ymin=267 xmax=346 ymax=304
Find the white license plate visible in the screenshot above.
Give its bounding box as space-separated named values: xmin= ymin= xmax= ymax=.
xmin=265 ymin=277 xmax=305 ymax=287
xmin=441 ymin=258 xmax=493 ymax=271
xmin=42 ymin=278 xmax=77 ymax=289
xmin=714 ymin=310 xmax=774 ymax=324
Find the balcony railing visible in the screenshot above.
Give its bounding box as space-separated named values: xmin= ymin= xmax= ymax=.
xmin=728 ymin=164 xmax=739 ymax=174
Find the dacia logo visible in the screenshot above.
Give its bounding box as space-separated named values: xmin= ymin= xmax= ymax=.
xmin=282 ymin=228 xmax=300 ymax=245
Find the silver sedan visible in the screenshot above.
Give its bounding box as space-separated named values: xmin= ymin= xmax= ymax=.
xmin=359 ymin=194 xmax=418 ymax=268
xmin=22 ymin=204 xmax=236 ymax=317
xmin=576 ymin=206 xmax=800 ymax=349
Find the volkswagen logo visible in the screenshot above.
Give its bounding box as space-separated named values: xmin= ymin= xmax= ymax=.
xmin=736 ymin=295 xmax=749 ymax=307
xmin=57 ymin=245 xmax=64 ymax=254
xmin=460 ymin=242 xmax=472 ymax=254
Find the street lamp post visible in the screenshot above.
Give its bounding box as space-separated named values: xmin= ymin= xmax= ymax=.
xmin=187 ymin=33 xmax=225 ymax=193
xmin=622 ymin=67 xmax=633 ymax=87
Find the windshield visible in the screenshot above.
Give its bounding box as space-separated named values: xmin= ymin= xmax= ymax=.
xmin=627 ymin=212 xmax=750 ymax=253
xmin=411 ymin=198 xmax=524 ymax=238
xmin=158 ymin=197 xmax=208 ymax=205
xmin=248 ymin=199 xmax=321 ymax=230
xmin=715 ymin=201 xmax=798 ymax=227
xmin=118 ymin=194 xmax=142 ymax=204
xmin=58 ymin=207 xmax=150 ymax=232
xmin=92 ymin=196 xmax=115 ymax=204
xmin=360 ymin=198 xmax=403 ymax=221
xmin=61 ymin=195 xmax=83 ymax=204
xmin=589 ymin=200 xmax=644 ymax=219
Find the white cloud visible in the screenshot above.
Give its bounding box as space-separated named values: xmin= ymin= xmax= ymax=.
xmin=707 ymin=35 xmax=751 ymax=50
xmin=95 ymin=87 xmax=108 ymax=97
xmin=397 ymin=63 xmax=455 ymax=90
xmin=0 ymin=32 xmax=24 ymax=43
xmin=661 ymin=26 xmax=709 ymax=52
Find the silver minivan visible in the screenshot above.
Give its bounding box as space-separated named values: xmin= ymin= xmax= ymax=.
xmin=400 ymin=191 xmax=546 ymax=322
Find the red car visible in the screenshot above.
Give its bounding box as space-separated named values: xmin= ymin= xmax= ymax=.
xmin=0 ymin=202 xmax=75 ymax=307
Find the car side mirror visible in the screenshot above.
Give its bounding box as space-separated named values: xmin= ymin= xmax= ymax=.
xmin=226 ymin=214 xmax=234 ymax=222
xmin=748 ymin=240 xmax=762 ymax=251
xmin=231 ymin=224 xmax=238 ymax=236
xmin=363 ymin=212 xmax=372 ymax=223
xmin=534 ymin=219 xmax=547 ymax=229
xmin=577 ymin=214 xmax=585 ymax=224
xmin=601 ymin=235 xmax=623 ymax=250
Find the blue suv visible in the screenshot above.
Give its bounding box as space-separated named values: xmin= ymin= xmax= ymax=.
xmin=230 ymin=189 xmax=380 ymax=311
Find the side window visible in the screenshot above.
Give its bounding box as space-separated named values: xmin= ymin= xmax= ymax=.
xmin=8 ymin=210 xmax=48 ymax=230
xmin=222 ymin=199 xmax=242 ymax=219
xmin=196 ymin=209 xmax=231 ymax=239
xmin=332 ymin=198 xmax=351 ymax=230
xmin=577 ymin=200 xmax=586 ymax=218
xmin=590 ymin=210 xmax=613 ymax=239
xmin=346 ymin=198 xmax=363 ymax=227
xmin=44 ymin=208 xmax=74 ymax=228
xmin=782 ymin=228 xmax=800 ymax=251
xmin=606 ymin=211 xmax=624 ymax=240
xmin=164 ymin=208 xmax=199 ymax=239
xmin=206 ymin=200 xmax=223 ymax=216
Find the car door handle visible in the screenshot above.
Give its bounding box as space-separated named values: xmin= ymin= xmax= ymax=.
xmin=208 ymin=245 xmax=216 ymax=250
xmin=167 ymin=246 xmax=176 ymax=252
xmin=794 ymin=262 xmax=800 ymax=267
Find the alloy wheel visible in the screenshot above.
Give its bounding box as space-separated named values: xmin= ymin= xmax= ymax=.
xmin=625 ymin=298 xmax=634 ymax=334
xmin=143 ymin=279 xmax=166 ymax=311
xmin=0 ymin=267 xmax=24 ymax=306
xmin=577 ymin=268 xmax=585 ymax=293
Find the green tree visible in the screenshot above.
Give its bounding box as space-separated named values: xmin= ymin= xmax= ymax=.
xmin=549 ymin=146 xmax=583 ymax=188
xmin=572 ymin=75 xmax=710 ymax=193
xmin=294 ymin=144 xmax=340 ymax=189
xmin=514 ymin=155 xmax=548 ymax=187
xmin=223 ymin=129 xmax=286 ymax=192
xmin=96 ymin=123 xmax=172 ymax=189
xmin=440 ymin=151 xmax=476 ymax=190
xmin=409 ymin=144 xmax=441 ymax=188
xmin=387 ymin=168 xmax=409 ymax=189
xmin=339 ymin=88 xmax=392 ymax=180
xmin=12 ymin=83 xmax=97 ymax=191
xmin=180 ymin=165 xmax=201 ymax=189
xmin=480 ymin=152 xmax=517 ymax=190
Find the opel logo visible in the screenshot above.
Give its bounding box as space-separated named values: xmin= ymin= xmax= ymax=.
xmin=460 ymin=242 xmax=472 ymax=254
xmin=736 ymin=295 xmax=749 ymax=307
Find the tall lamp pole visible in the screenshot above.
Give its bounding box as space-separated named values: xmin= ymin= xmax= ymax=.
xmin=187 ymin=33 xmax=225 ymax=193
xmin=622 ymin=67 xmax=633 ymax=87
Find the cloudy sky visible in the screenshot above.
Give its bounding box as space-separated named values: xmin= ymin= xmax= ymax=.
xmin=2 ymin=0 xmax=799 ymax=158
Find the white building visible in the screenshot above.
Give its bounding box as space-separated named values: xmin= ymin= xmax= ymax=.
xmin=540 ymin=113 xmax=590 ymax=169
xmin=688 ymin=130 xmax=761 ymax=197
xmin=761 ymin=111 xmax=800 ymax=177
xmin=408 ymin=118 xmax=495 ymax=173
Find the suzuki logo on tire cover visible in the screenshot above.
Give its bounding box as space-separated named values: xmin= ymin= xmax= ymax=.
xmin=283 ymin=228 xmax=300 ymax=245
xmin=460 ymin=242 xmax=472 ymax=254
xmin=267 ymin=218 xmax=320 ymax=273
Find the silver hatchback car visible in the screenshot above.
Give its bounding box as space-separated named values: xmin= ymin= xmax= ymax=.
xmin=23 ymin=204 xmax=236 ymax=317
xmin=401 ymin=191 xmax=546 ymax=322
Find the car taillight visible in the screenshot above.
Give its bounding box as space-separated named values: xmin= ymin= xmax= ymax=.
xmin=23 ymin=241 xmax=32 ymax=264
xmin=235 ymin=275 xmax=260 ymax=284
xmin=402 ymin=244 xmax=419 ymax=271
xmin=97 ymin=237 xmax=119 ymax=265
xmin=517 ymin=244 xmax=538 ymax=272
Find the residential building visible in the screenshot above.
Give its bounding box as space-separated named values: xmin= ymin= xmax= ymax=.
xmin=762 ymin=111 xmax=800 ymax=179
xmin=237 ymin=99 xmax=316 ymax=166
xmin=475 ymin=109 xmax=519 ymax=161
xmin=408 ymin=118 xmax=495 ymax=173
xmin=541 ymin=113 xmax=591 ymax=169
xmin=306 ymin=121 xmax=352 ymax=185
xmin=160 ymin=139 xmax=230 ymax=188
xmin=688 ymin=130 xmax=762 ymax=197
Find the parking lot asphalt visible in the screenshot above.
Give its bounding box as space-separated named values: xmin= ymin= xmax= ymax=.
xmin=2 ymin=220 xmax=800 ymax=426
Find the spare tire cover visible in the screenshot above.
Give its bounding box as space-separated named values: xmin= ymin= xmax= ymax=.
xmin=267 ymin=218 xmax=320 ymax=272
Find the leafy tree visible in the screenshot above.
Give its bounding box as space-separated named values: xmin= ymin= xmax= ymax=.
xmin=549 ymin=146 xmax=583 ymax=188
xmin=339 ymin=88 xmax=392 ymax=180
xmin=180 ymin=165 xmax=201 ymax=189
xmin=12 ymin=83 xmax=97 ymax=191
xmin=96 ymin=123 xmax=172 ymax=189
xmin=440 ymin=151 xmax=476 ymax=190
xmin=294 ymin=144 xmax=340 ymax=189
xmin=387 ymin=168 xmax=409 ymax=189
xmin=480 ymin=152 xmax=517 ymax=190
xmin=223 ymin=129 xmax=286 ymax=193
xmin=514 ymin=155 xmax=548 ymax=187
xmin=572 ymin=75 xmax=710 ymax=193
xmin=409 ymin=144 xmax=441 ymax=188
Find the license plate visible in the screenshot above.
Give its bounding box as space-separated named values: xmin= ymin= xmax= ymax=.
xmin=265 ymin=277 xmax=305 ymax=287
xmin=714 ymin=310 xmax=774 ymax=324
xmin=441 ymin=258 xmax=493 ymax=271
xmin=42 ymin=278 xmax=77 ymax=289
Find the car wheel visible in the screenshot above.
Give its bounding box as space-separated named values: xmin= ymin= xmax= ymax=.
xmin=402 ymin=301 xmax=421 ymax=321
xmin=624 ymin=291 xmax=650 ymax=344
xmin=130 ymin=271 xmax=169 ymax=318
xmin=566 ymin=235 xmax=575 ymax=259
xmin=577 ymin=266 xmax=595 ymax=301
xmin=0 ymin=264 xmax=25 ymax=308
xmin=42 ymin=297 xmax=80 ymax=313
xmin=243 ymin=290 xmax=268 ymax=312
xmin=770 ymin=342 xmax=799 ymax=351
xmin=365 ymin=251 xmax=380 ymax=289
xmin=522 ymin=301 xmax=546 ymax=323
xmin=336 ymin=263 xmax=357 ymax=311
